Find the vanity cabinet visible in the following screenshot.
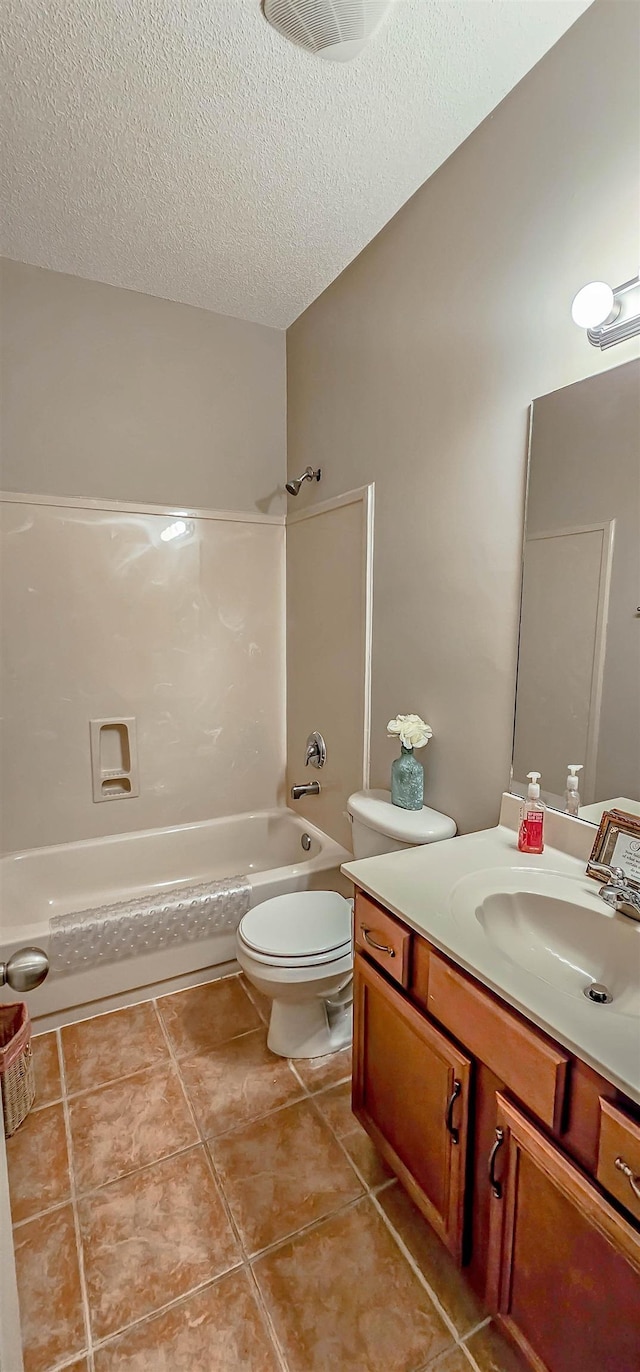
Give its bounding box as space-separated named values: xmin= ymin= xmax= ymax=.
xmin=351 ymin=887 xmax=640 ymax=1372
xmin=353 ymin=951 xmax=471 ymax=1259
xmin=487 ymin=1095 xmax=640 ymax=1372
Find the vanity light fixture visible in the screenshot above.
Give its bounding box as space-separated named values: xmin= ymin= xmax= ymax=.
xmin=571 ymin=273 xmax=640 ymax=349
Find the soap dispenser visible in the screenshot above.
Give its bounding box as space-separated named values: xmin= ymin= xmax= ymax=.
xmin=564 ymin=764 xmax=583 ymax=817
xmin=518 ymin=772 xmax=545 ymax=854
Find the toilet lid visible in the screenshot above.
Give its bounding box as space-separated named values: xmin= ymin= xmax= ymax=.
xmin=238 ymin=891 xmax=352 ymax=960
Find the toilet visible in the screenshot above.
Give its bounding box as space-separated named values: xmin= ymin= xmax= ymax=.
xmin=236 ymin=789 xmax=456 ymax=1058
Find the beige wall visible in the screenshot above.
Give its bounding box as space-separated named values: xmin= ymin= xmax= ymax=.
xmin=0 ymin=259 xmax=286 ymax=512
xmin=286 ymin=0 xmax=640 ymax=835
xmin=286 ymin=490 xmax=371 ymax=848
xmin=0 ymin=496 xmax=285 ymax=852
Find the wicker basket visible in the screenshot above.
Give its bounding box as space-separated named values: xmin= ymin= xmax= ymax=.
xmin=0 ymin=1002 xmax=35 ymax=1137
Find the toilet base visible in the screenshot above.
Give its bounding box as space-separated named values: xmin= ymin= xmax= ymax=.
xmin=267 ymin=994 xmax=353 ymax=1059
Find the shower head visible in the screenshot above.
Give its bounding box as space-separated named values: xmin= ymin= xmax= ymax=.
xmin=286 ymin=466 xmax=321 ymax=496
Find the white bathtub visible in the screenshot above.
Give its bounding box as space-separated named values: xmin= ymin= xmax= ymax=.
xmin=0 ymin=808 xmax=352 ymax=1030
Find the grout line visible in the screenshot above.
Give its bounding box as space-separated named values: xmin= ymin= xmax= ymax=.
xmin=150 ymin=999 xmax=204 ymax=1139
xmin=460 ymin=1315 xmax=492 ymax=1344
xmin=152 ymin=998 xmax=305 ymax=1146
xmin=45 ymin=1353 xmax=93 ymax=1372
xmin=58 ymin=1021 xmax=269 ymax=1108
xmin=415 ymin=1340 xmax=479 ymax=1372
xmin=12 ymin=1195 xmax=74 ymax=1230
xmin=58 ymin=1030 xmax=94 ymax=1365
xmin=248 ymin=1193 xmax=366 ymax=1266
xmin=88 ymin=1268 xmax=242 ymax=1356
xmin=244 ymin=1264 xmax=289 ymax=1372
xmin=236 ymin=973 xmax=271 ymax=1025
xmin=200 ymin=1087 xmax=308 ymax=1144
xmin=368 ymin=1187 xmax=466 ymax=1348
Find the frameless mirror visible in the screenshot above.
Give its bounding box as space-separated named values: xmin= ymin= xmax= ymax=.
xmin=511 ymin=359 xmax=640 ymax=823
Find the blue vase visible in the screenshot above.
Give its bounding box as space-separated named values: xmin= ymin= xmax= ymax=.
xmin=391 ymin=745 xmax=424 ymax=811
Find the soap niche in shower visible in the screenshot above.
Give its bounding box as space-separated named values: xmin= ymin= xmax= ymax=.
xmin=90 ymin=718 xmax=140 ymax=802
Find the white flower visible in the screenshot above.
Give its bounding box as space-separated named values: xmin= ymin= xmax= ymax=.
xmin=387 ymin=714 xmax=433 ymax=750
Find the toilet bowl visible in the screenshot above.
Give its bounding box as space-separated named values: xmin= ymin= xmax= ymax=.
xmin=237 ymin=890 xmax=353 ymax=1058
xmin=238 ymin=792 xmax=456 ymax=1059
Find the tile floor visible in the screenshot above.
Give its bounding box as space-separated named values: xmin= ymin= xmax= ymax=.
xmin=7 ymin=973 xmax=528 ymax=1372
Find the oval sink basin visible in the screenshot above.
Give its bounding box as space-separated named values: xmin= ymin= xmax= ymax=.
xmin=450 ymin=869 xmax=640 ymax=1016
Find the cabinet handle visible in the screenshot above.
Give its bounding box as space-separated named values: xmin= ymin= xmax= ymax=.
xmin=445 ymin=1079 xmax=462 ymax=1145
xmin=615 ymin=1156 xmax=640 ymax=1201
xmin=488 ymin=1127 xmax=505 ymax=1199
xmin=360 ymin=927 xmax=395 ymax=957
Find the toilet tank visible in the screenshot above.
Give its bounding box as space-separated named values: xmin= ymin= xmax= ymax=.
xmin=347 ymin=789 xmax=456 ymax=858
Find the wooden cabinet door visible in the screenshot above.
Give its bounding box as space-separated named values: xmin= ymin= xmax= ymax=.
xmin=487 ymin=1094 xmax=640 ymax=1372
xmin=353 ymin=950 xmax=471 ymax=1260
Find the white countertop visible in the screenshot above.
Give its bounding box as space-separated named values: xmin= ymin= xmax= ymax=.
xmin=342 ymin=824 xmax=640 ymax=1104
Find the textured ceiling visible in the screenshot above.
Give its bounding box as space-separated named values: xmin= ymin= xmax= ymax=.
xmin=1 ymin=0 xmax=591 ymax=328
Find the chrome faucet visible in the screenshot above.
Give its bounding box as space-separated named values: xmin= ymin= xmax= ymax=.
xmin=291 ymin=781 xmax=320 ymax=800
xmin=591 ymin=863 xmax=640 ymax=923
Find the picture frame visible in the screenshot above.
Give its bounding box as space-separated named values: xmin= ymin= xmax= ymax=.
xmin=586 ymin=808 xmax=640 ymax=885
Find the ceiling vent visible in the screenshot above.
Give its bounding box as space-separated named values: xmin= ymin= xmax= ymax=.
xmin=263 ymin=0 xmax=395 ymax=62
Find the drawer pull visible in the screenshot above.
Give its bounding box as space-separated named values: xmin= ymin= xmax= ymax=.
xmin=361 ymin=927 xmax=395 ymax=957
xmin=615 ymin=1156 xmax=640 ymax=1201
xmin=488 ymin=1127 xmax=505 ymax=1199
xmin=445 ymin=1079 xmax=462 ymax=1145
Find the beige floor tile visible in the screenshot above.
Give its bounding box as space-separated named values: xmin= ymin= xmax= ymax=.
xmin=78 ymin=1146 xmax=240 ymax=1342
xmin=157 ymin=976 xmax=260 ymax=1058
xmin=13 ymin=1205 xmax=86 ymax=1372
xmin=378 ymin=1183 xmax=486 ymax=1337
xmin=253 ymin=1195 xmax=453 ymax=1372
xmin=69 ymin=1062 xmax=199 ymax=1193
xmin=7 ymin=1102 xmax=70 ymax=1223
xmin=31 ymin=1032 xmax=63 ymax=1108
xmin=314 ymin=1082 xmax=393 ymax=1188
xmin=180 ymin=1027 xmax=303 ymax=1138
xmin=93 ymin=1270 xmax=281 ymax=1371
xmin=293 ymin=1045 xmax=352 ymax=1092
xmin=61 ymin=1003 xmax=168 ymax=1095
xmin=465 ymin=1322 xmax=531 ymax=1372
xmin=341 ymin=1128 xmax=394 ymax=1189
xmin=212 ymin=1098 xmax=363 ymax=1255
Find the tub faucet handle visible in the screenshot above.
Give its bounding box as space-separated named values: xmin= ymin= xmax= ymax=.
xmin=305 ymin=732 xmax=326 ymax=769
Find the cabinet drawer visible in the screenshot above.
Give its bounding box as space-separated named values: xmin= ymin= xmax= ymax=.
xmin=427 ymin=954 xmax=569 ymax=1131
xmin=597 ymin=1099 xmax=640 ymax=1222
xmin=354 ymin=893 xmax=411 ymax=987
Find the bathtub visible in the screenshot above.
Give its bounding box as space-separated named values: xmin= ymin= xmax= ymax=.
xmin=0 ymin=808 xmax=352 ymax=1030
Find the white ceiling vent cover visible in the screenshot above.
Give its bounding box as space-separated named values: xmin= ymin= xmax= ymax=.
xmin=263 ymin=0 xmax=395 ymax=62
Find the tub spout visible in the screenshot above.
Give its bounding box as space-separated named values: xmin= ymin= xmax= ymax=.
xmin=291 ymin=781 xmax=320 ymax=800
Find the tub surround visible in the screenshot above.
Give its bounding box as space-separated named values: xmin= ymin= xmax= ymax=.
xmin=0 ymin=494 xmax=286 ymax=854
xmin=343 ymin=794 xmax=638 ymax=1102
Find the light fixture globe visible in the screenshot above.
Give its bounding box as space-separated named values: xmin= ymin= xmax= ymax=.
xmin=571 ymin=281 xmax=616 ymax=330
xmin=263 ymin=0 xmax=394 ymax=61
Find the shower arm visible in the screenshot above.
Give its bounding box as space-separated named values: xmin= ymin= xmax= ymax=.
xmin=286 ymin=467 xmax=322 ymax=496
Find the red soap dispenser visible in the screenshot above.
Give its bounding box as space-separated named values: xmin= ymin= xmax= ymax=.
xmin=518 ymin=771 xmax=545 ymax=854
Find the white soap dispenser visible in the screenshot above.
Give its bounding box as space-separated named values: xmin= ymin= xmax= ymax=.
xmin=564 ymin=764 xmax=583 ymax=817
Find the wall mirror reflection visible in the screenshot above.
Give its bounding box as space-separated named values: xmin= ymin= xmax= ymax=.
xmin=511 ymin=359 xmax=640 ymax=824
